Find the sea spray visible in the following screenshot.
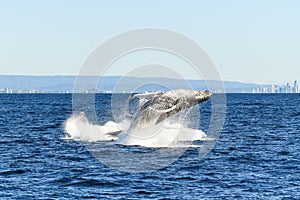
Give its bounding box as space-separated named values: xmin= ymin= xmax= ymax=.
xmin=64 ymin=113 xmax=129 ymax=142
xmin=64 ymin=111 xmax=208 ymax=147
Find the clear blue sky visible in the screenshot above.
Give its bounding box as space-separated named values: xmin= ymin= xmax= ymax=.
xmin=0 ymin=0 xmax=299 ymax=84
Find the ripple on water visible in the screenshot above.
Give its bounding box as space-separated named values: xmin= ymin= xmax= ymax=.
xmin=0 ymin=94 xmax=299 ymax=199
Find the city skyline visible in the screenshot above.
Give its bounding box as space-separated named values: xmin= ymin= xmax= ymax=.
xmin=1 ymin=75 xmax=299 ymax=94
xmin=253 ymin=80 xmax=300 ymax=94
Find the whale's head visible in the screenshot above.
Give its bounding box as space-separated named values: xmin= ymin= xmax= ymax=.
xmin=194 ymin=90 xmax=212 ymax=103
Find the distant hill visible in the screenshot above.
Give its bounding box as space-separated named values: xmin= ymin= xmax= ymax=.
xmin=0 ymin=75 xmax=272 ymax=93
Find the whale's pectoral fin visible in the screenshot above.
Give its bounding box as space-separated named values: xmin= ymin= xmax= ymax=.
xmin=131 ymin=92 xmax=163 ymax=107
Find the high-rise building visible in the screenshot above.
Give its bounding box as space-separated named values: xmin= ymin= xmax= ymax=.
xmin=272 ymin=85 xmax=275 ymax=93
xmin=271 ymin=85 xmax=278 ymax=93
xmin=4 ymin=88 xmax=12 ymax=94
xmin=293 ymin=80 xmax=297 ymax=93
xmin=278 ymin=87 xmax=283 ymax=93
xmin=286 ymin=83 xmax=290 ymax=93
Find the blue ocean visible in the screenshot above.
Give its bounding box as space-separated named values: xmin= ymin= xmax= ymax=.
xmin=0 ymin=94 xmax=299 ymax=199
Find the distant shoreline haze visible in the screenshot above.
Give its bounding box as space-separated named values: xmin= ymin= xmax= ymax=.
xmin=0 ymin=75 xmax=297 ymax=94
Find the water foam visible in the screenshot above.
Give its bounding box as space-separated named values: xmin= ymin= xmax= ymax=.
xmin=116 ymin=121 xmax=206 ymax=147
xmin=64 ymin=112 xmax=209 ymax=147
xmin=64 ymin=113 xmax=129 ymax=142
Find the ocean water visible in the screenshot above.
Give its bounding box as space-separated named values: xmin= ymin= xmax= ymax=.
xmin=0 ymin=94 xmax=299 ymax=199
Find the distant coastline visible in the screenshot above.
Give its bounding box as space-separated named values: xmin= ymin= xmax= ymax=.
xmin=0 ymin=75 xmax=297 ymax=94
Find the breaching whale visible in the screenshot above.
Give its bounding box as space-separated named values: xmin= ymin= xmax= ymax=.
xmin=130 ymin=89 xmax=212 ymax=129
xmin=64 ymin=89 xmax=212 ymax=143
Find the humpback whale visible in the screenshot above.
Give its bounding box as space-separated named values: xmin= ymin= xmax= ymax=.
xmin=130 ymin=89 xmax=211 ymax=129
xmin=64 ymin=89 xmax=211 ymax=144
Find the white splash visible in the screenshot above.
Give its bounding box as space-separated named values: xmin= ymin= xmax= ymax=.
xmin=64 ymin=112 xmax=208 ymax=147
xmin=63 ymin=112 xmax=129 ymax=142
xmin=117 ymin=122 xmax=207 ymax=148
